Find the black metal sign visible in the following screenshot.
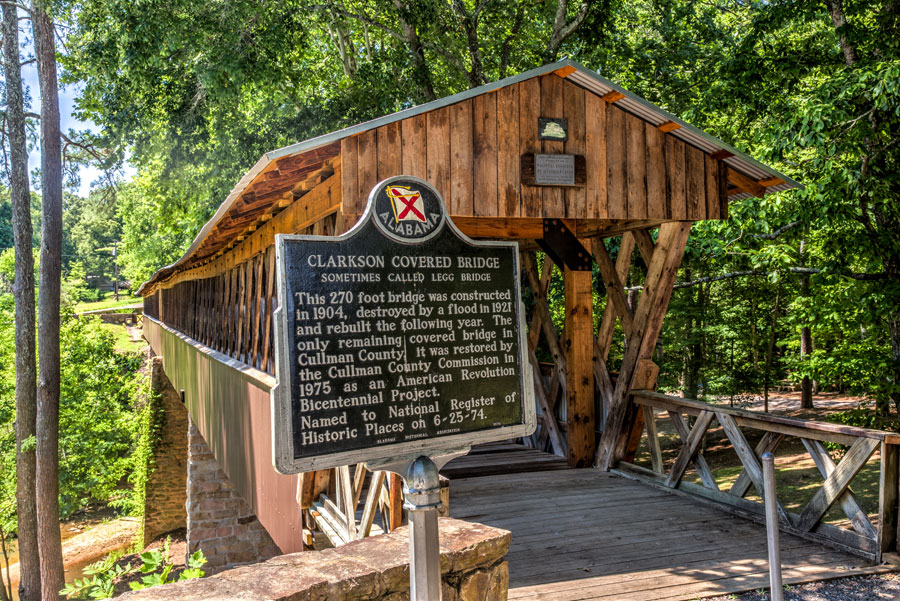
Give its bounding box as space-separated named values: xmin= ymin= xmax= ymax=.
xmin=272 ymin=176 xmax=535 ymax=474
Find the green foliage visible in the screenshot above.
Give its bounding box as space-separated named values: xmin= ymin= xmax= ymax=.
xmin=0 ymin=306 xmax=144 ymax=528
xmin=118 ymin=372 xmax=163 ymax=533
xmin=60 ymin=538 xmax=206 ymax=599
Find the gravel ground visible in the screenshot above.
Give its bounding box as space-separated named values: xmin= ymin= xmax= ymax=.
xmin=700 ymin=573 xmax=900 ymax=600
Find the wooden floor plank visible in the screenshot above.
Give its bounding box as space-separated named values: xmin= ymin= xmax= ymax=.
xmin=446 ymin=460 xmax=893 ymax=601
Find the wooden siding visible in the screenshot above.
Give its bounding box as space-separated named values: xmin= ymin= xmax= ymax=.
xmin=340 ymin=76 xmax=725 ymax=222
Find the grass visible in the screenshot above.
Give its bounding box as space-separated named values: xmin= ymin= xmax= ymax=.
xmin=74 ymin=294 xmax=141 ymax=313
xmin=99 ymin=322 xmax=145 ymax=354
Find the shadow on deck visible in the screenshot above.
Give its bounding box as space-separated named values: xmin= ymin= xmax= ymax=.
xmin=442 ymin=443 xmax=895 ymax=601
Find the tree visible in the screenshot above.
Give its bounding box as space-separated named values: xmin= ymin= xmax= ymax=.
xmin=32 ymin=0 xmax=65 ymax=597
xmin=2 ymin=2 xmax=40 ymax=598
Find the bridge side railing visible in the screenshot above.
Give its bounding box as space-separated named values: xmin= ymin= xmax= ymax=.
xmin=614 ymin=390 xmax=900 ymax=563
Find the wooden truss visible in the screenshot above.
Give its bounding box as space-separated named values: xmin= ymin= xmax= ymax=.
xmin=616 ymin=390 xmax=900 ymax=563
xmin=520 ymin=221 xmax=692 ymax=469
xmin=298 ymin=465 xmax=432 ymax=548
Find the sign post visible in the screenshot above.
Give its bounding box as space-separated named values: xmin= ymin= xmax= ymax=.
xmin=271 ymin=176 xmax=535 ymax=601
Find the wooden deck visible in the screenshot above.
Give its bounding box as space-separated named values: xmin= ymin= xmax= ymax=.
xmin=444 ymin=447 xmax=895 ymax=601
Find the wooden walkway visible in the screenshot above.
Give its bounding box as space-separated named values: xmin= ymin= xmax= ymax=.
xmin=444 ymin=448 xmax=894 ymax=601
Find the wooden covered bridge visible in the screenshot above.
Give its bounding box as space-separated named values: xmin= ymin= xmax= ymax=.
xmin=138 ymin=60 xmax=899 ymax=599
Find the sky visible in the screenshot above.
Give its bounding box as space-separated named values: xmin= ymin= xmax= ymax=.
xmin=21 ymin=38 xmax=135 ymax=198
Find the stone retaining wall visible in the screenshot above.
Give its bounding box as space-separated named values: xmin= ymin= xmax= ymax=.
xmin=142 ymin=358 xmax=188 ymax=546
xmin=187 ymin=418 xmax=281 ymax=570
xmin=118 ymin=518 xmax=510 ymax=601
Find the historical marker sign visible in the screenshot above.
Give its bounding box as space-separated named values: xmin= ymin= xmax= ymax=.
xmin=271 ymin=176 xmax=535 ymax=474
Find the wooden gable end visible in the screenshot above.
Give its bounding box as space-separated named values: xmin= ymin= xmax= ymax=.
xmin=339 ymin=74 xmax=727 ymax=225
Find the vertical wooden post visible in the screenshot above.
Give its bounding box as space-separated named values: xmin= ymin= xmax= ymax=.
xmin=389 ymin=472 xmax=404 ymax=531
xmin=878 ymin=442 xmax=899 ymax=557
xmin=564 ymin=266 xmax=594 ymax=468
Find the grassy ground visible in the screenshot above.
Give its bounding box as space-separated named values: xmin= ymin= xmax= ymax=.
xmin=99 ymin=322 xmax=146 ymax=354
xmin=74 ymin=294 xmax=141 ymax=313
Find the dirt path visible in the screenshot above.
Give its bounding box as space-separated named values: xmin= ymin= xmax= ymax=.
xmin=4 ymin=517 xmax=139 ymax=599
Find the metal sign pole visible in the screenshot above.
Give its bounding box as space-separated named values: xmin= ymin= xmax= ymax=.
xmin=403 ymin=456 xmax=443 ymax=601
xmin=762 ymin=452 xmax=784 ymax=601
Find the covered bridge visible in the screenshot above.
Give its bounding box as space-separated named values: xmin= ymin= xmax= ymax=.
xmin=138 ymin=60 xmax=899 ymax=599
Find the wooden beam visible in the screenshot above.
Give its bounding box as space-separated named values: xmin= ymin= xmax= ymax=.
xmin=665 ymin=410 xmax=716 ymax=488
xmin=710 ymin=149 xmax=734 ymax=160
xmin=631 ymin=228 xmax=656 ymax=267
xmin=803 ymin=438 xmax=877 ymax=539
xmin=657 ymin=121 xmax=681 ymax=132
xmin=668 ymin=411 xmax=719 ymax=490
xmin=642 ymin=406 xmax=663 ymax=474
xmin=596 ymin=222 xmax=692 ymax=470
xmin=759 ymin=176 xmax=785 ymax=187
xmin=591 ymin=238 xmax=634 ymax=335
xmin=601 ymin=90 xmax=625 ymax=103
xmin=718 ymin=412 xmax=793 ymax=526
xmin=554 ymin=65 xmax=577 ymax=78
xmin=727 ymin=168 xmax=766 ymax=198
xmin=879 ymin=442 xmax=900 ymax=555
xmin=731 ymin=431 xmax=784 ymax=498
xmin=565 ymin=266 xmax=594 ymax=468
xmin=796 ymin=437 xmax=879 ymax=532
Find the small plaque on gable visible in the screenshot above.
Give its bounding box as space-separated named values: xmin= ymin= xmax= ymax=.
xmin=520 ymin=153 xmax=586 ymax=187
xmin=536 ymin=154 xmax=575 ymax=185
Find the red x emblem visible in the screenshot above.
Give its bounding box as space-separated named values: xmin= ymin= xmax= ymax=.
xmin=387 ymin=186 xmax=426 ymax=222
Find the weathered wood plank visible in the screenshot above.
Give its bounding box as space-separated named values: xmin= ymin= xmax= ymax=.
xmin=497 ymin=83 xmax=520 ymax=218
xmin=261 ymin=246 xmax=276 ymax=373
xmin=341 ymin=136 xmax=362 ymax=215
xmin=401 ymin=113 xmax=427 ymax=179
xmin=585 ymin=90 xmax=607 ymax=219
xmin=645 ymin=123 xmax=667 ymax=220
xmin=356 ymin=128 xmax=378 ymax=201
xmin=591 ymin=237 xmax=634 ymax=335
xmin=685 ymin=144 xmax=706 ymax=220
xmin=473 ymin=92 xmax=499 ymax=217
xmin=625 ymin=113 xmax=647 ymax=219
xmin=631 ymin=228 xmax=655 ymax=268
xmin=705 ymin=154 xmax=721 ymax=219
xmin=634 ymin=390 xmax=899 ymax=444
xmin=563 ymin=81 xmax=586 ymax=218
xmin=376 ymin=121 xmax=402 ymax=184
xmin=359 ymin=470 xmax=386 ymax=538
xmin=529 ymin=351 xmax=565 ymax=457
xmin=450 ymin=100 xmax=474 ymax=216
xmin=522 ymin=252 xmax=567 ymax=396
xmin=665 ymin=136 xmax=686 ymax=220
xmin=607 ymin=106 xmax=627 ymax=219
xmin=426 ymin=106 xmax=451 ymax=201
xmin=518 ymin=79 xmax=542 ymax=217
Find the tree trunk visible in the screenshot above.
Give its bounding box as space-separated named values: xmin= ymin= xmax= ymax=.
xmin=801 ymin=324 xmax=814 ymax=409
xmin=32 ymin=3 xmax=65 ymax=598
xmin=2 ymin=4 xmax=41 ymax=599
xmin=799 ymin=240 xmax=814 ymax=409
xmin=764 ymin=286 xmax=781 ymax=413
